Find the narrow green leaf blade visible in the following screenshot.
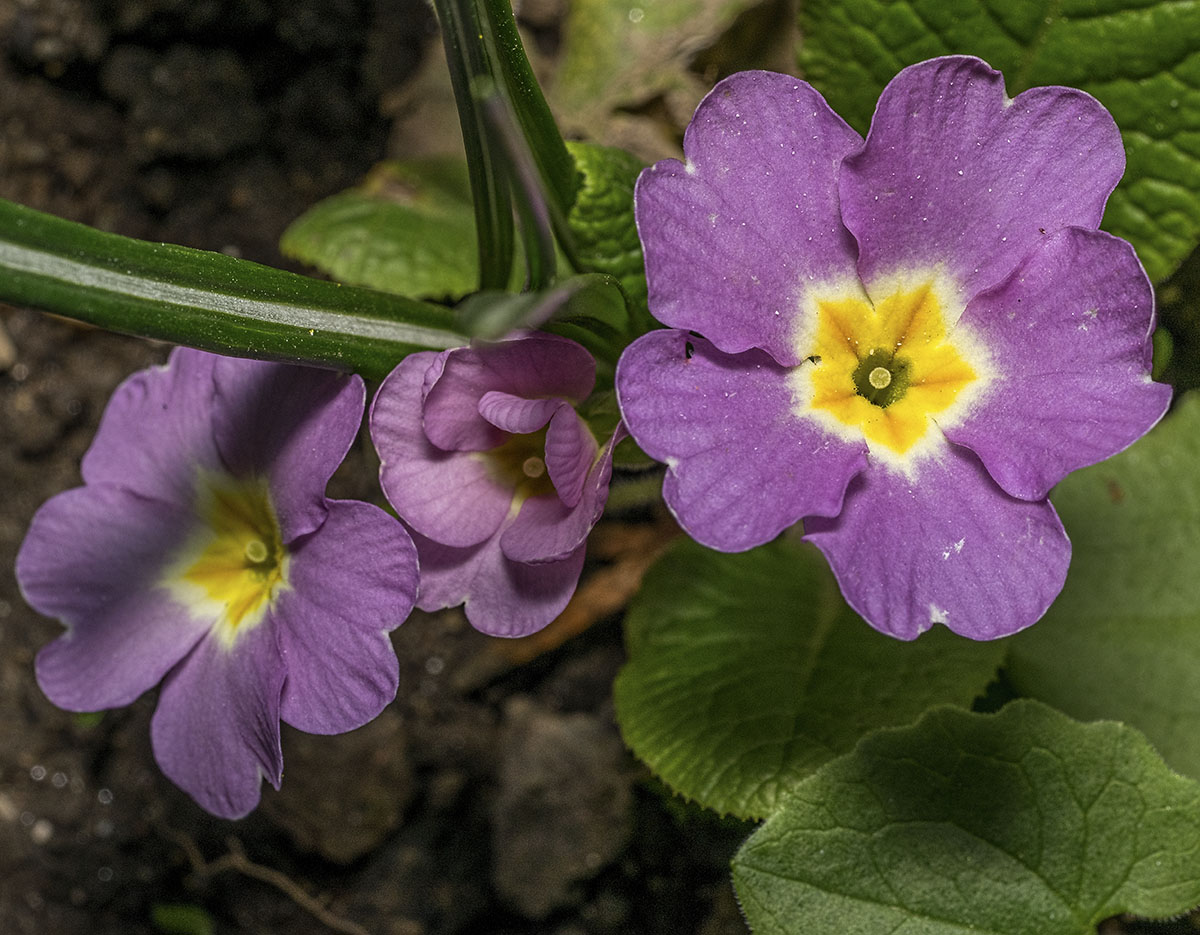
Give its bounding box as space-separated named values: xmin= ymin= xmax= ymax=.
xmin=433 ymin=0 xmax=514 ymax=290
xmin=280 ymin=159 xmax=480 ymax=300
xmin=798 ymin=0 xmax=1200 ymax=282
xmin=477 ymin=0 xmax=578 ymax=214
xmin=0 ymin=198 xmax=466 ymax=380
xmin=1007 ymin=392 xmax=1200 ymax=779
xmin=734 ymin=700 xmax=1200 ymax=935
xmin=614 ymin=537 xmax=1004 ymax=819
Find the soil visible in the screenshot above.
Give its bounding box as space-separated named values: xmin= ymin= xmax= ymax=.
xmin=0 ymin=2 xmax=750 ymax=933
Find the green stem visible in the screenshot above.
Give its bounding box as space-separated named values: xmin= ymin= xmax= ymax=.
xmin=476 ymin=0 xmax=578 ymax=214
xmin=476 ymin=0 xmax=580 ymax=269
xmin=0 ymin=199 xmax=466 ymax=380
xmin=434 ymin=0 xmax=514 ymax=290
xmin=482 ymin=93 xmax=557 ymax=289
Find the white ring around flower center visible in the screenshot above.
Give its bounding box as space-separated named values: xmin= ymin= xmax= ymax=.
xmin=868 ymin=366 xmax=892 ymax=390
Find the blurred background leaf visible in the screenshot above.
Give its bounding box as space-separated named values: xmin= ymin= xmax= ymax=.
xmin=281 ymin=158 xmax=481 ymax=301
xmin=1007 ymin=392 xmax=1200 ymax=781
xmin=549 ymin=0 xmax=792 ymax=158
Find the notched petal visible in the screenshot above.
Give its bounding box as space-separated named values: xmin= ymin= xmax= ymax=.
xmin=805 ymin=447 xmax=1070 ymax=641
xmin=617 ymin=329 xmax=865 ymax=552
xmin=636 ymin=70 xmax=863 ymax=365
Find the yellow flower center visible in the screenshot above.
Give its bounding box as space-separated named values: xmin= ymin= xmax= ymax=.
xmin=164 ymin=472 xmax=288 ymax=649
xmin=798 ymin=281 xmax=983 ymax=459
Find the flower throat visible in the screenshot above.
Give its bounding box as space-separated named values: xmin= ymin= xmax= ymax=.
xmin=851 ymin=347 xmax=913 ymax=408
xmin=800 ymin=281 xmax=981 ymax=456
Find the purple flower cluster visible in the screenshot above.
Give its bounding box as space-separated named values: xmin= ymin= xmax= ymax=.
xmin=616 ymin=56 xmax=1170 ymax=640
xmin=15 ymin=55 xmax=1172 ymax=820
xmin=18 ymin=335 xmax=617 ymax=817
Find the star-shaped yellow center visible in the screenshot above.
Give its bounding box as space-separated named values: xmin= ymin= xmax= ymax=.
xmin=799 ymin=281 xmax=983 ymax=458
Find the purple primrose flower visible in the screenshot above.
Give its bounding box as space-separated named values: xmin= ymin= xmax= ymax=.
xmin=17 ymin=348 xmax=419 ymax=818
xmin=370 ymin=333 xmax=622 ymax=637
xmin=616 ymin=56 xmax=1171 ymax=640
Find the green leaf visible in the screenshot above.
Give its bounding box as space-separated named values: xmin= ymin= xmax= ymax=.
xmin=432 ymin=0 xmax=514 ymax=290
xmin=455 ymin=273 xmax=628 ymax=341
xmin=1007 ymin=392 xmax=1200 ymax=780
xmin=0 ymin=199 xmax=466 ymax=380
xmin=151 ymin=904 xmax=215 ymax=935
xmin=733 ymin=700 xmax=1200 ymax=935
xmin=551 ymin=0 xmax=758 ymax=143
xmin=280 ymin=159 xmax=480 ymax=300
xmin=565 ymin=141 xmax=651 ymax=332
xmin=479 ymin=88 xmax=560 ymax=290
xmin=614 ymin=537 xmax=1004 ymax=820
xmin=476 ymin=0 xmax=579 ymax=215
xmin=798 ymin=0 xmax=1200 ymax=282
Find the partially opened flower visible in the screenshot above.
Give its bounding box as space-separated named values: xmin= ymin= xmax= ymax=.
xmin=616 ymin=56 xmax=1171 ymax=640
xmin=17 ymin=348 xmax=419 ymax=818
xmin=370 ymin=333 xmax=622 ymax=637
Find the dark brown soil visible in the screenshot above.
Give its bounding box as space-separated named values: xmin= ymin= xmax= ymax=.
xmin=0 ymin=3 xmax=749 ymax=933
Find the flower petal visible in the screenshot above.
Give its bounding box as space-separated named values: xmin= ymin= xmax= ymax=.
xmin=80 ymin=347 xmax=221 ymax=506
xmin=21 ymin=486 xmax=209 ymax=710
xmin=946 ymin=228 xmax=1171 ymax=500
xmin=635 ymin=70 xmax=864 ymax=366
xmin=616 ymin=330 xmax=866 ymax=552
xmin=840 ymin=56 xmax=1125 ymax=310
xmin=211 ymin=356 xmax=365 ymax=542
xmin=150 ymin=623 xmax=285 ymax=819
xmin=478 ymin=390 xmax=561 ymax=434
xmin=276 ymin=500 xmax=416 ymax=734
xmin=423 ymin=335 xmax=596 ymax=451
xmin=804 ymin=445 xmax=1070 ymax=641
xmin=501 ymin=423 xmax=622 ymax=563
xmin=544 ymin=405 xmax=598 ymax=508
xmin=372 ymin=352 xmax=515 ymax=547
xmin=411 ymin=528 xmax=586 ymax=638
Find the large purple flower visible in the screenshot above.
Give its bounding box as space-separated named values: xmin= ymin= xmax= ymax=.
xmin=616 ymin=56 xmax=1171 ymax=641
xmin=370 ymin=333 xmax=622 ymax=637
xmin=17 ymin=348 xmax=419 ymax=818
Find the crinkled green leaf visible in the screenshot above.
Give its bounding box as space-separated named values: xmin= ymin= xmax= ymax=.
xmin=565 ymin=141 xmax=650 ymax=330
xmin=1007 ymin=392 xmax=1200 ymax=779
xmin=614 ymin=537 xmax=1004 ymax=820
xmin=280 ymin=159 xmax=480 ymax=300
xmin=798 ymin=0 xmax=1200 ymax=283
xmin=734 ymin=700 xmax=1200 ymax=935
